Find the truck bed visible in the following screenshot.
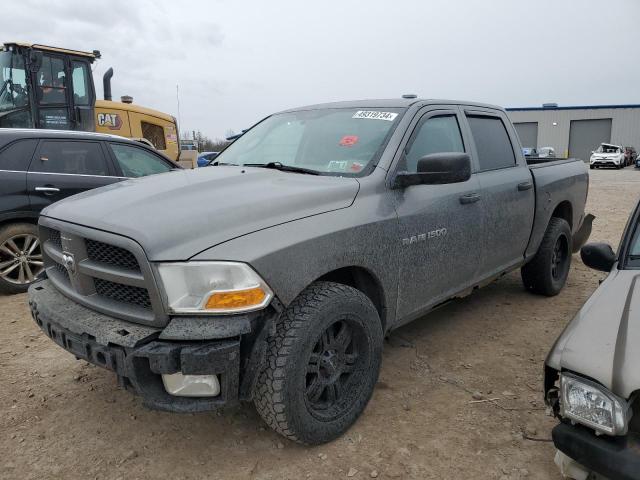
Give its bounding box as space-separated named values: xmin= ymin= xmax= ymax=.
xmin=525 ymin=157 xmax=589 ymax=258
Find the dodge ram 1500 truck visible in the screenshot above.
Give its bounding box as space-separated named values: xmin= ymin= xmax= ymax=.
xmin=28 ymin=98 xmax=591 ymax=444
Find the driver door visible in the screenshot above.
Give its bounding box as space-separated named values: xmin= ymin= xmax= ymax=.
xmin=393 ymin=108 xmax=484 ymax=322
xmin=34 ymin=53 xmax=72 ymax=130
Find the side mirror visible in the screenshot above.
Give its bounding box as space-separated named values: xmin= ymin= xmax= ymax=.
xmin=393 ymin=152 xmax=471 ymax=188
xmin=580 ymin=243 xmax=616 ymax=272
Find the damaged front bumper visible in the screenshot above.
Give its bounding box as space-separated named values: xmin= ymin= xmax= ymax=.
xmin=28 ymin=279 xmax=276 ymax=412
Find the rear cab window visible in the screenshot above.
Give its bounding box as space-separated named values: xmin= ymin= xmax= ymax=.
xmin=108 ymin=143 xmax=173 ymax=177
xmin=0 ymin=139 xmax=38 ymax=171
xmin=30 ymin=140 xmax=109 ymax=175
xmin=466 ymin=115 xmax=516 ymax=171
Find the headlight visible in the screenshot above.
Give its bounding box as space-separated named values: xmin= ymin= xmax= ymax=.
xmin=156 ymin=261 xmax=273 ymax=314
xmin=560 ymin=373 xmax=631 ymax=435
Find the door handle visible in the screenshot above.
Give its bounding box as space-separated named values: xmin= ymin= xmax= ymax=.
xmin=459 ymin=193 xmax=481 ymax=204
xmin=35 ymin=187 xmax=60 ymax=194
xmin=517 ymin=181 xmax=533 ymax=191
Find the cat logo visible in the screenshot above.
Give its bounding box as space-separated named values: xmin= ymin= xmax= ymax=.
xmin=97 ymin=112 xmax=122 ymax=130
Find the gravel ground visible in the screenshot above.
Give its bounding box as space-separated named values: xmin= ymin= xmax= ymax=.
xmin=1 ymin=167 xmax=638 ymax=480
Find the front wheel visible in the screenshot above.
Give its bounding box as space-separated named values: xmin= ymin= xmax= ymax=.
xmin=253 ymin=281 xmax=383 ymax=445
xmin=521 ymin=217 xmax=572 ymax=296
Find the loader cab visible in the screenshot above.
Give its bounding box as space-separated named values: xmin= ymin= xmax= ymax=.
xmin=0 ymin=43 xmax=97 ymax=131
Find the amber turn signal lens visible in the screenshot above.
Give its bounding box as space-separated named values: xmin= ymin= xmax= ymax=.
xmin=204 ymin=287 xmax=266 ymax=310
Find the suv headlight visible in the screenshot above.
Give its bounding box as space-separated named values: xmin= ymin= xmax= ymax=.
xmin=156 ymin=261 xmax=273 ymax=314
xmin=560 ymin=373 xmax=631 ymax=435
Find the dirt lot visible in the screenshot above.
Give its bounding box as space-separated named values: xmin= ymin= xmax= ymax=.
xmin=1 ymin=167 xmax=638 ymax=480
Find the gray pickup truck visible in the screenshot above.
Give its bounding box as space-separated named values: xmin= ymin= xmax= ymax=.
xmin=28 ymin=98 xmax=590 ymax=444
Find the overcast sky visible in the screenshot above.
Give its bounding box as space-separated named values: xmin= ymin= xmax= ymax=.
xmin=5 ymin=0 xmax=639 ymax=140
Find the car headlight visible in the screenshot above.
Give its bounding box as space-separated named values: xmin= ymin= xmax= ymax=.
xmin=560 ymin=373 xmax=631 ymax=435
xmin=156 ymin=261 xmax=273 ymax=314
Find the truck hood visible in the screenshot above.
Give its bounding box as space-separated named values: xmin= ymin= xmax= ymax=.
xmin=42 ymin=166 xmax=360 ymax=260
xmin=546 ymin=269 xmax=640 ymax=398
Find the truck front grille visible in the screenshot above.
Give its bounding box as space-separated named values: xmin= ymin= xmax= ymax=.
xmin=95 ymin=278 xmax=152 ymax=309
xmin=86 ymin=239 xmax=140 ymax=271
xmin=40 ymin=221 xmax=166 ymax=327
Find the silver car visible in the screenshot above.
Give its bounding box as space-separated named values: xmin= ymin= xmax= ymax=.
xmin=544 ymin=202 xmax=640 ymax=479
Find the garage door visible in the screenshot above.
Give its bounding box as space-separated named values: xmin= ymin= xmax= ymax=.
xmin=569 ymin=118 xmax=612 ymax=162
xmin=514 ymin=122 xmax=538 ymax=149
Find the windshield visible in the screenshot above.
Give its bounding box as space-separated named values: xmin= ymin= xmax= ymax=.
xmin=596 ymin=145 xmax=621 ymax=154
xmin=215 ymin=108 xmax=404 ymax=175
xmin=0 ymin=51 xmax=29 ymax=113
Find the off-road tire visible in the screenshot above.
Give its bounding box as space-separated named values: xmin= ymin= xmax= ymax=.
xmin=0 ymin=223 xmax=41 ymax=295
xmin=253 ymin=281 xmax=383 ymax=445
xmin=521 ymin=217 xmax=572 ymax=296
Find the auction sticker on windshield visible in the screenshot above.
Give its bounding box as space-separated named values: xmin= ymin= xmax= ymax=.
xmin=352 ymin=111 xmax=398 ymax=121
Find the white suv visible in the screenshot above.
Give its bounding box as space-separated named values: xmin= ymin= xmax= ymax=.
xmin=590 ymin=143 xmax=625 ymax=169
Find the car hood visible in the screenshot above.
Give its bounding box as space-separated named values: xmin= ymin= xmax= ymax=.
xmin=592 ymin=152 xmax=622 ymax=158
xmin=546 ymin=269 xmax=640 ymax=398
xmin=42 ymin=166 xmax=360 ymax=260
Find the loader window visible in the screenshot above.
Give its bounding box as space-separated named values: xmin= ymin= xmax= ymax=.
xmin=141 ymin=121 xmax=167 ymax=150
xmin=71 ymin=61 xmax=90 ymax=106
xmin=109 ymin=143 xmax=173 ymax=177
xmin=38 ymin=56 xmax=67 ymax=105
xmin=0 ymin=51 xmax=29 ymax=113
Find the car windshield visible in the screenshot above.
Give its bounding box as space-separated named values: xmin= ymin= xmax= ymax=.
xmin=0 ymin=51 xmax=29 ymax=113
xmin=596 ymin=145 xmax=621 ymax=154
xmin=214 ymin=107 xmax=404 ymax=175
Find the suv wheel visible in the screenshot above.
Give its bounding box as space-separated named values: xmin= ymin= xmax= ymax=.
xmin=521 ymin=217 xmax=572 ymax=296
xmin=254 ymin=281 xmax=383 ymax=444
xmin=0 ymin=223 xmax=44 ymax=294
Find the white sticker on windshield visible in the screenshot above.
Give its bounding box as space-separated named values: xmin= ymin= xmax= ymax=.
xmin=352 ymin=110 xmax=398 ymax=121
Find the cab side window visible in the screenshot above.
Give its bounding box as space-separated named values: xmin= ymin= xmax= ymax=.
xmin=0 ymin=139 xmax=38 ymax=171
xmin=466 ymin=115 xmax=516 ymax=171
xmin=71 ymin=61 xmax=91 ymax=106
xmin=405 ymin=115 xmax=464 ymax=172
xmin=33 ymin=141 xmax=108 ymax=175
xmin=109 ymin=143 xmax=173 ymax=177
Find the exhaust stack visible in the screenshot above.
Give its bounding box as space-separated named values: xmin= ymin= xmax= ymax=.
xmin=103 ymin=67 xmax=113 ymax=101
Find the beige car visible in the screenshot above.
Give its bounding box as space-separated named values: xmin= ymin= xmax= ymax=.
xmin=544 ymin=202 xmax=640 ymax=479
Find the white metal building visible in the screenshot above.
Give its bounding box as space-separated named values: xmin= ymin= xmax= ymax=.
xmin=506 ymin=104 xmax=640 ymax=161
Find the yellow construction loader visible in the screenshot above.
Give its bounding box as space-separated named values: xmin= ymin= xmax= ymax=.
xmin=0 ymin=42 xmax=179 ymax=160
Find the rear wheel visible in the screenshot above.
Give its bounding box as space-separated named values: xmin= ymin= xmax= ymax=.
xmin=0 ymin=223 xmax=44 ymax=294
xmin=253 ymin=281 xmax=383 ymax=444
xmin=521 ymin=217 xmax=572 ymax=296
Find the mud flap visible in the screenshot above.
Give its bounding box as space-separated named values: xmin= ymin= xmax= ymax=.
xmin=572 ymin=213 xmax=595 ymax=253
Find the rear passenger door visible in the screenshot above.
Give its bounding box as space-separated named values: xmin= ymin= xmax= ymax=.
xmin=27 ymin=139 xmax=120 ymax=212
xmin=463 ymin=110 xmax=535 ymax=278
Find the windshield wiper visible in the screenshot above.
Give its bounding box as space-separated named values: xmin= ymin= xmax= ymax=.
xmin=244 ymin=162 xmax=320 ymax=175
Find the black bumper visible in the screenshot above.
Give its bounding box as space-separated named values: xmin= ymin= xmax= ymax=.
xmin=27 ymin=279 xmax=263 ymax=413
xmin=553 ymin=423 xmax=640 ymax=480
